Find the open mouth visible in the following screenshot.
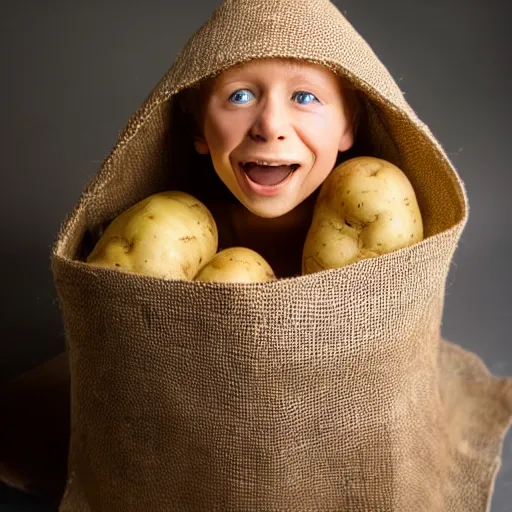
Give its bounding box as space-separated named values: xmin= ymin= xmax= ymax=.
xmin=240 ymin=162 xmax=300 ymax=187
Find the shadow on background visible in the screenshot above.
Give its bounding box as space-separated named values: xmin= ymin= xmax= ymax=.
xmin=0 ymin=483 xmax=57 ymax=511
xmin=0 ymin=247 xmax=65 ymax=385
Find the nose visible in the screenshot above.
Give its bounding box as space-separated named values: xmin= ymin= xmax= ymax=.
xmin=249 ymin=96 xmax=288 ymax=142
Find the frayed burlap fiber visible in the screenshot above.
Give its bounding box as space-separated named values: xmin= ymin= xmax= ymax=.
xmin=50 ymin=0 xmax=512 ymax=510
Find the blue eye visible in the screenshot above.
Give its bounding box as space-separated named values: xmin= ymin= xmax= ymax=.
xmin=293 ymin=91 xmax=319 ymax=105
xmin=229 ymin=89 xmax=253 ymax=104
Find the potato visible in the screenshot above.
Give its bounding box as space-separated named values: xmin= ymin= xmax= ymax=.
xmin=302 ymin=156 xmax=424 ymax=274
xmin=194 ymin=247 xmax=276 ymax=283
xmin=86 ymin=191 xmax=218 ymax=280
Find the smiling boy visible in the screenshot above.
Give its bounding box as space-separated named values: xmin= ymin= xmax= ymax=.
xmin=195 ymin=58 xmax=356 ymax=217
xmin=185 ymin=57 xmax=359 ymax=276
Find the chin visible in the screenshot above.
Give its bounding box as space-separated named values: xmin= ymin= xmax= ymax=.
xmin=241 ymin=201 xmax=297 ymax=219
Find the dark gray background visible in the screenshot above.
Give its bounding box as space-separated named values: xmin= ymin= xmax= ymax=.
xmin=1 ymin=0 xmax=510 ymax=510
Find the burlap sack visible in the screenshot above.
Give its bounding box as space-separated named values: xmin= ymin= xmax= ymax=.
xmin=47 ymin=0 xmax=512 ymax=510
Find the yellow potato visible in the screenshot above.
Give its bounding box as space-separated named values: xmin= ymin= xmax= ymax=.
xmin=194 ymin=247 xmax=276 ymax=283
xmin=302 ymin=156 xmax=424 ymax=274
xmin=87 ymin=191 xmax=218 ymax=280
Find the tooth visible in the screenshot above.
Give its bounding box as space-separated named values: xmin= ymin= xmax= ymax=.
xmin=256 ymin=161 xmax=288 ymax=166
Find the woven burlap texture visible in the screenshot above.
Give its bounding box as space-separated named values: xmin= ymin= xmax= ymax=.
xmin=50 ymin=0 xmax=512 ymax=510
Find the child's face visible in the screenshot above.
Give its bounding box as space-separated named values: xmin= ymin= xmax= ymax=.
xmin=195 ymin=58 xmax=355 ymax=218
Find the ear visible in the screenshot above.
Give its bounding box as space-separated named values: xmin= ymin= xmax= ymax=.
xmin=338 ymin=126 xmax=354 ymax=152
xmin=194 ymin=136 xmax=210 ymax=155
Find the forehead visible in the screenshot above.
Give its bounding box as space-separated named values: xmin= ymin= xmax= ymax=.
xmin=212 ymin=58 xmax=341 ymax=86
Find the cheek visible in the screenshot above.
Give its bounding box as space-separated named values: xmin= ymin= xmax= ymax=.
xmin=205 ymin=110 xmax=248 ymax=151
xmin=204 ymin=117 xmax=224 ymax=149
xmin=302 ymin=114 xmax=343 ymax=156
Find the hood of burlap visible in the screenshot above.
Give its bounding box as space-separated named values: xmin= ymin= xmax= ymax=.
xmin=51 ymin=0 xmax=512 ymax=510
